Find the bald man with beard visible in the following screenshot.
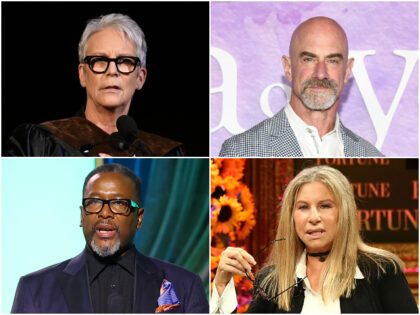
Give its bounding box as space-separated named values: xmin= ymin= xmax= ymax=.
xmin=219 ymin=17 xmax=383 ymax=158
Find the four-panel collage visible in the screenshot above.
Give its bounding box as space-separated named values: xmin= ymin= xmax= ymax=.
xmin=1 ymin=1 xmax=418 ymax=314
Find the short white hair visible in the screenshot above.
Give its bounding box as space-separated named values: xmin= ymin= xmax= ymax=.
xmin=78 ymin=13 xmax=147 ymax=67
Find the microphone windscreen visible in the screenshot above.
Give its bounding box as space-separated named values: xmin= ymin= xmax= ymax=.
xmin=116 ymin=115 xmax=138 ymax=143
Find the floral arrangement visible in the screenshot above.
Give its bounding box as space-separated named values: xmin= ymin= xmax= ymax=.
xmin=211 ymin=158 xmax=257 ymax=312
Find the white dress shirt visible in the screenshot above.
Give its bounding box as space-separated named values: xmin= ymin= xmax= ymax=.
xmin=210 ymin=278 xmax=237 ymax=314
xmin=297 ymin=252 xmax=364 ymax=314
xmin=210 ymin=251 xmax=364 ymax=314
xmin=284 ymin=104 xmax=344 ymax=157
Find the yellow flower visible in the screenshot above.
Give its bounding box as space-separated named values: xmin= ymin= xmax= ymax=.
xmin=236 ymin=210 xmax=257 ymax=240
xmin=211 ymin=196 xmax=243 ymax=234
xmin=211 ymin=160 xmax=220 ymax=178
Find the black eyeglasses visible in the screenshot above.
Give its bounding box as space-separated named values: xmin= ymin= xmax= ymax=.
xmin=246 ymin=238 xmax=307 ymax=301
xmin=84 ymin=56 xmax=140 ymax=74
xmin=82 ymin=198 xmax=141 ymax=216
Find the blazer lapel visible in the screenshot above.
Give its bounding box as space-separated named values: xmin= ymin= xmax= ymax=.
xmin=133 ymin=250 xmax=165 ymax=313
xmin=57 ymin=251 xmax=93 ymax=313
xmin=270 ymin=108 xmax=303 ymax=157
xmin=340 ymin=122 xmax=363 ymax=157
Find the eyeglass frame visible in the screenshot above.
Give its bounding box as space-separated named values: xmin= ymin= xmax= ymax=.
xmin=83 ymin=56 xmax=141 ymax=74
xmin=245 ymin=238 xmax=308 ymax=301
xmin=82 ymin=198 xmax=142 ymax=216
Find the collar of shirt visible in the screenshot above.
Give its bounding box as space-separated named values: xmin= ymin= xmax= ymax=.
xmin=284 ymin=104 xmax=344 ymax=157
xmin=85 ymin=245 xmax=136 ymax=284
xmin=295 ymin=250 xmax=364 ymax=280
xmin=296 ymin=250 xmax=363 ymax=314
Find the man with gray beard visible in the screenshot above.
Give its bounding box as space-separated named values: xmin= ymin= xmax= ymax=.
xmin=219 ymin=16 xmax=383 ymax=157
xmin=11 ymin=163 xmax=208 ymax=313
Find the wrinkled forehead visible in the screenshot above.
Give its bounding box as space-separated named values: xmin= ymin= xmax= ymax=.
xmin=289 ymin=18 xmax=349 ymax=58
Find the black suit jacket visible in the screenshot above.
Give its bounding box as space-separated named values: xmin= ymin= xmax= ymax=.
xmin=12 ymin=249 xmax=208 ymax=313
xmin=247 ymin=258 xmax=417 ymax=313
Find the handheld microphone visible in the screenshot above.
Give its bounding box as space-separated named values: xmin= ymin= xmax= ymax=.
xmin=116 ymin=115 xmax=154 ymax=156
xmin=79 ymin=115 xmax=153 ymax=156
xmin=116 ymin=115 xmax=138 ymax=144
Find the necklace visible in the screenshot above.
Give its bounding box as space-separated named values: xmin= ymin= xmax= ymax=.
xmin=307 ymin=250 xmax=330 ymax=262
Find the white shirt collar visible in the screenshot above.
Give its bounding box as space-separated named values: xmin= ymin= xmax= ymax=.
xmin=296 ymin=250 xmax=364 ymax=279
xmin=284 ymin=104 xmax=344 ymax=157
xmin=285 ymin=103 xmax=341 ymax=135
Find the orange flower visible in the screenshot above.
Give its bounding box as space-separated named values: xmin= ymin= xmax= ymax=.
xmin=237 ymin=304 xmax=250 ymax=313
xmin=210 ymin=255 xmax=220 ymax=272
xmin=238 ymin=185 xmax=255 ymax=212
xmin=211 ymin=160 xmax=220 ymax=177
xmin=211 ymin=174 xmax=224 ymax=195
xmin=233 ymin=274 xmax=243 ymax=287
xmin=211 ymin=247 xmax=223 ymax=270
xmin=236 ymin=211 xmax=256 ymax=240
xmin=222 ymin=176 xmax=242 ymax=198
xmin=210 ymin=158 xmax=258 ymax=313
xmin=213 ymin=158 xmax=223 ymax=169
xmin=221 ymin=158 xmax=246 ymax=180
xmin=211 ymin=196 xmax=242 ymax=234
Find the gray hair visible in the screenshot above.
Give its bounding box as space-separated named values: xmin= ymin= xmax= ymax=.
xmin=78 ymin=13 xmax=147 ymax=67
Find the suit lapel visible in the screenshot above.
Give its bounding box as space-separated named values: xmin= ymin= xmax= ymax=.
xmin=57 ymin=251 xmax=93 ymax=313
xmin=340 ymin=122 xmax=362 ymax=157
xmin=269 ymin=108 xmax=303 ymax=157
xmin=56 ymin=249 xmax=166 ymax=313
xmin=133 ymin=250 xmax=164 ymax=313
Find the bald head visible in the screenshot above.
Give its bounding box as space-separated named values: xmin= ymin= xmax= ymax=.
xmin=282 ymin=16 xmax=354 ymax=114
xmin=289 ymin=17 xmax=349 ymax=58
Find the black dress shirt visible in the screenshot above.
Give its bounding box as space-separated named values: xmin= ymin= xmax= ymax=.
xmin=86 ymin=246 xmax=136 ymax=313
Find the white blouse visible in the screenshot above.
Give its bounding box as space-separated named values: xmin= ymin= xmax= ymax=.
xmin=210 ymin=251 xmax=364 ymax=314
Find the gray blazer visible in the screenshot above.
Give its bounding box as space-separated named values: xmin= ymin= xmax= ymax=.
xmin=219 ymin=107 xmax=384 ymax=157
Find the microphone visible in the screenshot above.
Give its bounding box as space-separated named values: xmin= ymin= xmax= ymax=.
xmin=116 ymin=115 xmax=138 ymax=144
xmin=79 ymin=115 xmax=153 ymax=156
xmin=116 ymin=115 xmax=154 ymax=156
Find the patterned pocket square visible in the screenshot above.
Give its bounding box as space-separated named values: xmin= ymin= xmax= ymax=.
xmin=155 ymin=279 xmax=181 ymax=313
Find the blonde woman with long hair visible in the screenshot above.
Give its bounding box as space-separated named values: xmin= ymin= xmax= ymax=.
xmin=211 ymin=165 xmax=417 ymax=313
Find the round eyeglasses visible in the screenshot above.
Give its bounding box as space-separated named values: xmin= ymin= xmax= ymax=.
xmin=84 ymin=56 xmax=140 ymax=74
xmin=82 ymin=198 xmax=141 ymax=216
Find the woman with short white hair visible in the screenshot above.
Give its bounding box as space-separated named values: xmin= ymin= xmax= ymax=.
xmin=7 ymin=13 xmax=183 ymax=157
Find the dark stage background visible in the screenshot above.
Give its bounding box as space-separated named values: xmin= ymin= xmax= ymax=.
xmin=2 ymin=2 xmax=209 ymax=156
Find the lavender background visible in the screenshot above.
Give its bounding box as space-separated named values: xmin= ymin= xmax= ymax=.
xmin=211 ymin=2 xmax=418 ymax=156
